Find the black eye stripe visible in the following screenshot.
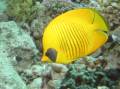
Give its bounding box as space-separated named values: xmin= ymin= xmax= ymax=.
xmin=45 ymin=48 xmax=57 ymax=62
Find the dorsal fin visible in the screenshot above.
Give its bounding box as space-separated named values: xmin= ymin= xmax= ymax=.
xmin=92 ymin=8 xmax=95 ymax=24
xmin=89 ymin=8 xmax=109 ymax=31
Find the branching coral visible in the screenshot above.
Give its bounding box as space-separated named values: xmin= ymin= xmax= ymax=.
xmin=6 ymin=0 xmax=43 ymax=23
xmin=60 ymin=62 xmax=120 ymax=89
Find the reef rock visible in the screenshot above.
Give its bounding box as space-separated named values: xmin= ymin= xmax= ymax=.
xmin=0 ymin=21 xmax=38 ymax=89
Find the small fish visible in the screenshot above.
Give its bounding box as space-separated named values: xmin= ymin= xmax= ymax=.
xmin=41 ymin=8 xmax=109 ymax=64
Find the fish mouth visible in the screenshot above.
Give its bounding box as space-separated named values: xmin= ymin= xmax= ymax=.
xmin=41 ymin=55 xmax=51 ymax=63
xmin=41 ymin=56 xmax=48 ymax=62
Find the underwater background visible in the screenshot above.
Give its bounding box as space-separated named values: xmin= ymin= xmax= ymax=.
xmin=0 ymin=0 xmax=120 ymax=89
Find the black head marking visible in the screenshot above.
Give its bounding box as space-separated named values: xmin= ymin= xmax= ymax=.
xmin=45 ymin=48 xmax=57 ymax=62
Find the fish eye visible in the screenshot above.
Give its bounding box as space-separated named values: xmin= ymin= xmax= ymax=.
xmin=45 ymin=48 xmax=57 ymax=62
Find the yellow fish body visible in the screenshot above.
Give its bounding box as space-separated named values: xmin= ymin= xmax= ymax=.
xmin=42 ymin=8 xmax=109 ymax=64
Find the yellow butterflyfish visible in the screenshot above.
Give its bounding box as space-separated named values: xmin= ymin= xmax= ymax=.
xmin=41 ymin=8 xmax=109 ymax=64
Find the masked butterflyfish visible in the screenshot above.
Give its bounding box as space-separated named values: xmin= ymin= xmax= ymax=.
xmin=41 ymin=8 xmax=109 ymax=64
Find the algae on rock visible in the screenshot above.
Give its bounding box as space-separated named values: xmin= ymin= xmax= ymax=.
xmin=6 ymin=0 xmax=43 ymax=23
xmin=60 ymin=63 xmax=120 ymax=89
xmin=0 ymin=21 xmax=38 ymax=89
xmin=0 ymin=0 xmax=7 ymax=13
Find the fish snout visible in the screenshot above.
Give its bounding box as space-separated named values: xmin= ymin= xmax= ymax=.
xmin=41 ymin=55 xmax=49 ymax=62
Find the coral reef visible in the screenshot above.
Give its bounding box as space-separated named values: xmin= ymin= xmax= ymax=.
xmin=100 ymin=0 xmax=120 ymax=31
xmin=0 ymin=0 xmax=120 ymax=89
xmin=0 ymin=0 xmax=7 ymax=13
xmin=0 ymin=21 xmax=38 ymax=89
xmin=6 ymin=0 xmax=37 ymax=23
xmin=98 ymin=0 xmax=120 ymax=70
xmin=60 ymin=62 xmax=120 ymax=89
